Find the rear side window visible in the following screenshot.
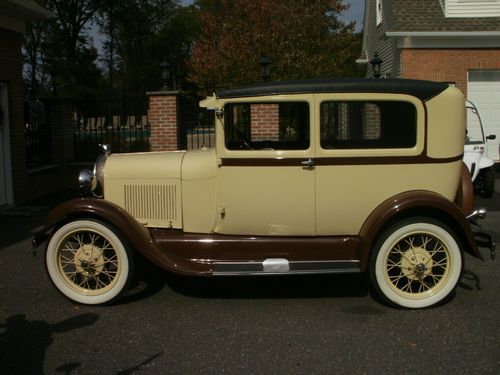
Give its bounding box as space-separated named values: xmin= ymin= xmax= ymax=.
xmin=224 ymin=102 xmax=309 ymax=150
xmin=320 ymin=101 xmax=416 ymax=149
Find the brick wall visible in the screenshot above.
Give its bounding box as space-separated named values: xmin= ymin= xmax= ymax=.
xmin=250 ymin=103 xmax=279 ymax=141
xmin=147 ymin=91 xmax=179 ymax=151
xmin=401 ymin=48 xmax=500 ymax=96
xmin=0 ymin=27 xmax=79 ymax=203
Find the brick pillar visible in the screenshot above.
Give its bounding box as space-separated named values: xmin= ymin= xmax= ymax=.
xmin=251 ymin=103 xmax=279 ymax=141
xmin=147 ymin=91 xmax=180 ymax=151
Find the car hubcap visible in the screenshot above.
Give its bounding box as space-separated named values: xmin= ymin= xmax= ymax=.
xmin=57 ymin=231 xmax=120 ymax=295
xmin=386 ymin=233 xmax=450 ymax=297
xmin=74 ymin=244 xmax=105 ymax=277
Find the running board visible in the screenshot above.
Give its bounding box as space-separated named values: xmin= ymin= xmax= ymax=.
xmin=213 ymin=259 xmax=360 ymax=275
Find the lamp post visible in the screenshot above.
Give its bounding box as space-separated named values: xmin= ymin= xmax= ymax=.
xmin=259 ymin=57 xmax=271 ymax=81
xmin=160 ymin=61 xmax=171 ymax=90
xmin=369 ymin=53 xmax=383 ymax=78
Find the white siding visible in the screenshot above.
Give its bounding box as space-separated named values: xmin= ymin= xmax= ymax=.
xmin=364 ymin=0 xmax=401 ymax=78
xmin=443 ymin=0 xmax=500 ymax=17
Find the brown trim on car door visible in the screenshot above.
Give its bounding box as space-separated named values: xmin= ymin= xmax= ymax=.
xmin=220 ymin=154 xmax=463 ymax=167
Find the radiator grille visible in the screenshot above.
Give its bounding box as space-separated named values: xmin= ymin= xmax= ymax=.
xmin=124 ymin=184 xmax=178 ymax=222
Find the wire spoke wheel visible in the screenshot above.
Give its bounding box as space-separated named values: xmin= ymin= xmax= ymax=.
xmin=58 ymin=231 xmax=120 ymax=295
xmin=371 ymin=219 xmax=462 ymax=309
xmin=386 ymin=232 xmax=450 ymax=297
xmin=46 ymin=220 xmax=132 ymax=305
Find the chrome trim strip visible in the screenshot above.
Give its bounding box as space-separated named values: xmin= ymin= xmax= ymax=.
xmin=213 ymin=260 xmax=360 ymax=275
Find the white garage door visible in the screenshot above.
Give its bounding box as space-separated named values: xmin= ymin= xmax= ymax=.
xmin=468 ymin=70 xmax=500 ymax=162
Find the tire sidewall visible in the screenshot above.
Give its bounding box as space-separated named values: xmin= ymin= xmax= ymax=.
xmin=46 ymin=219 xmax=131 ymax=305
xmin=371 ymin=219 xmax=463 ymax=309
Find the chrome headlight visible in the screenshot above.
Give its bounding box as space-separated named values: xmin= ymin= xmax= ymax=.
xmin=78 ymin=144 xmax=111 ymax=197
xmin=92 ymin=151 xmax=108 ymax=191
xmin=78 ymin=169 xmax=93 ymax=195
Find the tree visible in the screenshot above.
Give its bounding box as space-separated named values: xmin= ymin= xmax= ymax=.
xmin=189 ymin=0 xmax=362 ymax=94
xmin=23 ymin=19 xmax=49 ymax=99
xmin=22 ymin=0 xmax=104 ymax=99
xmin=97 ymin=0 xmax=199 ymax=99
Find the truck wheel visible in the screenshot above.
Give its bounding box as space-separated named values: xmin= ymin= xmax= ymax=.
xmin=479 ymin=168 xmax=495 ymax=198
xmin=370 ymin=218 xmax=462 ymax=309
xmin=46 ymin=219 xmax=133 ymax=305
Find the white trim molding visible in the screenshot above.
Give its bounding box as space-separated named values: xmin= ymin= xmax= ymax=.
xmin=386 ymin=31 xmax=500 ymax=48
xmin=0 ymin=0 xmax=53 ymax=34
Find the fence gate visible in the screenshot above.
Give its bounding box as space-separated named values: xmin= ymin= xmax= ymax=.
xmin=73 ymin=98 xmax=150 ymax=162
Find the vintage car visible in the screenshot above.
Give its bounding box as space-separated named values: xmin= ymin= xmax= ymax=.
xmin=33 ymin=78 xmax=495 ymax=309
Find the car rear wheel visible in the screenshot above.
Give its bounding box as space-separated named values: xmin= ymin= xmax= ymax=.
xmin=46 ymin=219 xmax=132 ymax=305
xmin=370 ymin=218 xmax=462 ymax=309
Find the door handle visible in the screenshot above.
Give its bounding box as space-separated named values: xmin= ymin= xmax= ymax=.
xmin=301 ymin=158 xmax=315 ymax=169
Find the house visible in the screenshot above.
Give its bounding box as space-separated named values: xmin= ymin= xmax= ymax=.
xmin=0 ymin=0 xmax=53 ymax=206
xmin=358 ymin=0 xmax=500 ymax=161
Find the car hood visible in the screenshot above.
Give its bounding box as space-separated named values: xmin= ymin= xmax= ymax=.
xmin=104 ymin=151 xmax=186 ymax=180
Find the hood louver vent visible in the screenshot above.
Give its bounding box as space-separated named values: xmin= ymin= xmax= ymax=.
xmin=124 ymin=184 xmax=180 ymax=227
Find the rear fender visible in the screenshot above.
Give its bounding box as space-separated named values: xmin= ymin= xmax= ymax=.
xmin=358 ymin=190 xmax=482 ymax=271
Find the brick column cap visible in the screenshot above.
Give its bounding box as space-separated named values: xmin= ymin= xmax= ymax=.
xmin=146 ymin=90 xmax=180 ymax=97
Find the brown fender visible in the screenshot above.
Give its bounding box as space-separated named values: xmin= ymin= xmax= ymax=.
xmin=357 ymin=190 xmax=482 ymax=271
xmin=455 ymin=163 xmax=474 ymax=216
xmin=43 ymin=198 xmax=210 ymax=276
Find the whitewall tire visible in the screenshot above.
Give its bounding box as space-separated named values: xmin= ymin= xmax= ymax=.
xmin=370 ymin=218 xmax=463 ymax=309
xmin=46 ymin=219 xmax=132 ymax=305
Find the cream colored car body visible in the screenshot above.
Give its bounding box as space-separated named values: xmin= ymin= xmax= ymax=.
xmin=102 ymin=86 xmax=464 ymax=237
xmin=40 ymin=78 xmax=493 ymax=308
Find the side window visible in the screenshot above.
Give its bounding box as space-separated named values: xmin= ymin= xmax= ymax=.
xmin=320 ymin=101 xmax=417 ymax=149
xmin=224 ymin=102 xmax=309 ymax=150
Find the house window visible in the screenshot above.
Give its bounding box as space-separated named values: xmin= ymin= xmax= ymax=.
xmin=376 ymin=0 xmax=383 ymax=25
xmin=320 ymin=101 xmax=417 ymax=149
xmin=224 ymin=102 xmax=310 ymax=150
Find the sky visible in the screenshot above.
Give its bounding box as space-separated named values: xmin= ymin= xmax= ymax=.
xmin=342 ymin=0 xmax=365 ymax=30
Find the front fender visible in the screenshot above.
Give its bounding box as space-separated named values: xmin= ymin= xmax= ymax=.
xmin=40 ymin=198 xmax=209 ymax=275
xmin=357 ymin=190 xmax=482 ymax=271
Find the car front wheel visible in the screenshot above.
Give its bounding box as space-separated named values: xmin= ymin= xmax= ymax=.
xmin=370 ymin=218 xmax=462 ymax=309
xmin=46 ymin=219 xmax=132 ymax=305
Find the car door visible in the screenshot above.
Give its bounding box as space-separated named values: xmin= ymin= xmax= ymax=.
xmin=314 ymin=93 xmax=426 ymax=236
xmin=214 ymin=95 xmax=316 ymax=236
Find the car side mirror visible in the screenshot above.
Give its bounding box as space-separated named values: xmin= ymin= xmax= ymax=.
xmin=486 ymin=134 xmax=496 ymax=140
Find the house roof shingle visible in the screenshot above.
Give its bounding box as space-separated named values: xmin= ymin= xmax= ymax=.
xmin=391 ymin=0 xmax=500 ymax=32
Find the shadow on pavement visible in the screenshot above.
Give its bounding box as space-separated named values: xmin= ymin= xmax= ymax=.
xmin=0 ymin=313 xmax=98 ymax=375
xmin=116 ymin=256 xmax=168 ymax=305
xmin=165 ymin=272 xmax=370 ymax=300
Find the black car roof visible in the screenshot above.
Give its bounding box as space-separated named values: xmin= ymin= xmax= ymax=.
xmin=216 ymin=78 xmax=449 ymax=101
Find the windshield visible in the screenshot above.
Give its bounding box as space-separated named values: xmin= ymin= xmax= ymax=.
xmin=465 ymin=104 xmax=485 ymax=145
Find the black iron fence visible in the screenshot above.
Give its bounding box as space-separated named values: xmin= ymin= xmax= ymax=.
xmin=73 ymin=98 xmax=150 ymax=162
xmin=25 ymin=101 xmax=52 ymax=168
xmin=179 ymin=94 xmax=215 ymax=150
